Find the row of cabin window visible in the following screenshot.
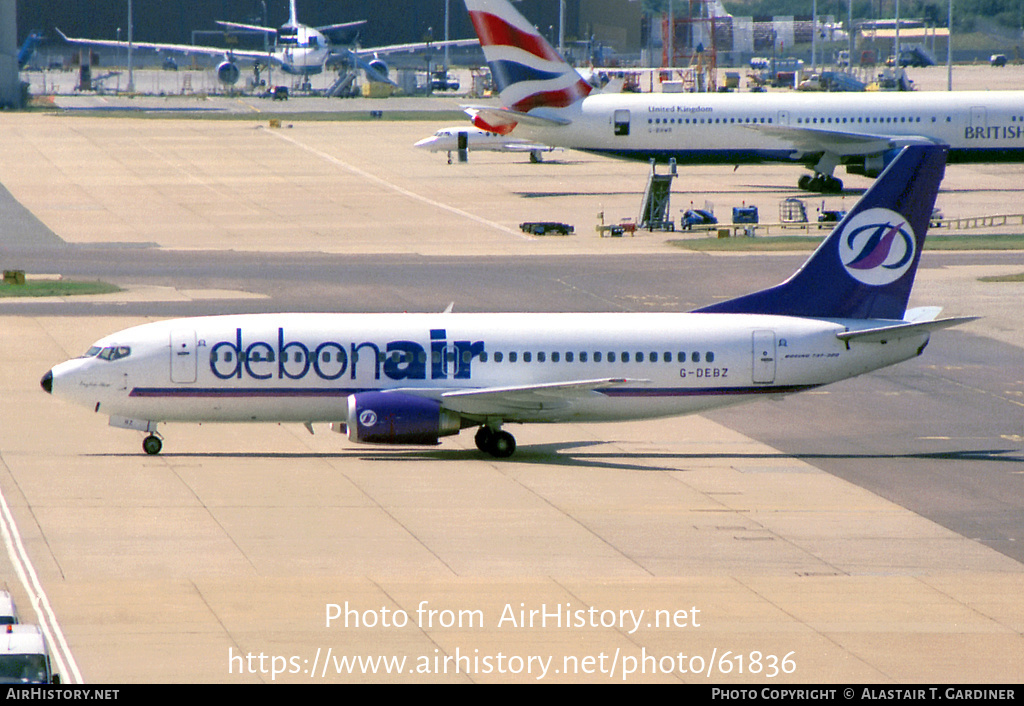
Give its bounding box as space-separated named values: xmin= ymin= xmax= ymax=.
xmin=483 ymin=350 xmax=715 ymax=364
xmin=648 ymin=116 xmax=773 ymax=125
xmin=647 ymin=115 xmax=951 ymax=127
xmin=796 ymin=115 xmax=935 ymax=125
xmin=214 ymin=349 xmax=716 ymax=365
xmin=648 ymin=114 xmax=1024 ymax=127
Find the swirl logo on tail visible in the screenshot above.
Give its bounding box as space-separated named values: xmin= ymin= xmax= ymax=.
xmin=838 ymin=208 xmax=917 ymax=286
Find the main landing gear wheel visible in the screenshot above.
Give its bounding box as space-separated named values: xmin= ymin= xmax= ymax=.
xmin=798 ymin=173 xmax=843 ymax=193
xmin=474 ymin=426 xmax=516 ymax=458
xmin=142 ymin=435 xmax=163 ymax=455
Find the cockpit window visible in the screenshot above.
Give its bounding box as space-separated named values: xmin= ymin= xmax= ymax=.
xmin=81 ymin=346 xmax=102 ymax=358
xmin=97 ymin=346 xmax=131 ymax=361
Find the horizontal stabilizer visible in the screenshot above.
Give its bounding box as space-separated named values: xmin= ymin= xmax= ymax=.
xmin=464 ymin=105 xmax=571 ymax=131
xmin=903 ymin=306 xmax=944 ymax=322
xmin=316 ymin=21 xmax=369 ymax=33
xmin=216 ymin=20 xmax=277 ymax=34
xmin=837 ymin=316 xmax=978 ymax=343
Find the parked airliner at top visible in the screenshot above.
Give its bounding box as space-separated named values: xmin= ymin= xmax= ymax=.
xmin=60 ymin=0 xmax=476 ymax=88
xmin=463 ymin=0 xmax=1024 ymax=193
xmin=42 ymin=145 xmax=972 ymax=458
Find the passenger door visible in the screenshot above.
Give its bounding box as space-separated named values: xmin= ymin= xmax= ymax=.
xmin=752 ymin=330 xmax=776 ymax=384
xmin=170 ymin=330 xmax=197 ymax=383
xmin=613 ymin=109 xmax=630 ymax=136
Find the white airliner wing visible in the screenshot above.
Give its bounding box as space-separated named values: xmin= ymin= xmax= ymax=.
xmin=332 ymin=38 xmax=480 ymax=84
xmin=749 ymin=124 xmax=935 ymax=157
xmin=442 ymin=378 xmax=646 ymax=415
xmin=352 ymin=38 xmax=479 ymax=55
xmin=500 ymin=142 xmax=559 ymax=154
xmin=393 ymin=378 xmax=644 ymax=416
xmin=57 ymin=28 xmax=270 ymax=62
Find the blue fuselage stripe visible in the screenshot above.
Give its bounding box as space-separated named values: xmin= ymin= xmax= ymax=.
xmin=131 ymin=385 xmax=817 ymax=399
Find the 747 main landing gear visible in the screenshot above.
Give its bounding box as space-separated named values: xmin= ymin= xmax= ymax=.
xmin=798 ymin=173 xmax=844 ymax=193
xmin=474 ymin=426 xmax=516 ymax=458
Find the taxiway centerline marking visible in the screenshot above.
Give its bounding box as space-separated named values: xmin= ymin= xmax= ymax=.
xmin=266 ymin=129 xmax=535 ymax=241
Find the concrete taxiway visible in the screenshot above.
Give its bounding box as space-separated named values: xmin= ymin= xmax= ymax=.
xmin=0 ymin=86 xmax=1022 ymax=682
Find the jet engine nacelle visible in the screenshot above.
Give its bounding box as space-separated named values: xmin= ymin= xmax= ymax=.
xmin=846 ymin=148 xmax=902 ymax=178
xmin=216 ymin=60 xmax=241 ymax=85
xmin=366 ymin=58 xmax=389 ymax=81
xmin=346 ymin=391 xmax=461 ymax=445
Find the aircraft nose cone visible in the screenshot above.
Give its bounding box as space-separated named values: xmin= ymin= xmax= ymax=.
xmin=41 ymin=370 xmax=53 ymax=394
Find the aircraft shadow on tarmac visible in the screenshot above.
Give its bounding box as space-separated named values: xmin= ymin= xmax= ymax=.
xmin=82 ymin=444 xmax=1023 ymax=473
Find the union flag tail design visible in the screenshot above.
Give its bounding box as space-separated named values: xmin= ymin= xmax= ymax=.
xmin=465 ymin=0 xmax=591 ymax=114
xmin=694 ymin=145 xmax=948 ymax=321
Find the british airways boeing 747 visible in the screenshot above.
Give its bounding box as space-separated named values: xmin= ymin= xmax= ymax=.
xmin=41 ymin=145 xmax=972 ymax=457
xmin=462 ymin=0 xmax=1024 ymax=193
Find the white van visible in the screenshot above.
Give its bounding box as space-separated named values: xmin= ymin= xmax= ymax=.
xmin=0 ymin=625 xmax=59 ymax=684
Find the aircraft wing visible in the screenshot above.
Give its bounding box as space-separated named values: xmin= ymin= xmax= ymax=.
xmin=442 ymin=378 xmax=646 ymax=416
xmin=500 ymin=143 xmax=559 ymax=153
xmin=331 ymin=48 xmax=398 ymax=86
xmin=350 ymin=38 xmax=479 ymax=56
xmin=57 ymin=28 xmax=270 ymax=63
xmin=329 ymin=39 xmax=478 ymax=86
xmin=748 ymin=124 xmax=937 ymax=158
xmin=390 ymin=378 xmax=645 ymax=417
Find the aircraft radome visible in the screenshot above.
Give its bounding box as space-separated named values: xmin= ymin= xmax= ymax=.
xmin=42 ymin=145 xmax=973 ymax=458
xmin=462 ymin=0 xmax=1024 ymax=193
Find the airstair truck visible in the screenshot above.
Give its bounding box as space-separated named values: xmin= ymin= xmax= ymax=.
xmin=0 ymin=624 xmax=60 ymax=684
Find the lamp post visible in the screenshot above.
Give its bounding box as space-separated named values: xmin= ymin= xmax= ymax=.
xmin=947 ymin=0 xmax=953 ymax=90
xmin=127 ymin=0 xmax=135 ymax=93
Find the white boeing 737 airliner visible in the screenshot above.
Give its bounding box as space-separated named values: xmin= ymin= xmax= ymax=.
xmin=42 ymin=145 xmax=971 ymax=458
xmin=462 ymin=0 xmax=1024 ymax=193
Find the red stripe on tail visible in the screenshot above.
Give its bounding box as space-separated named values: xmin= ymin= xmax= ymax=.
xmin=510 ymin=81 xmax=592 ymax=113
xmin=468 ymin=10 xmax=563 ymax=63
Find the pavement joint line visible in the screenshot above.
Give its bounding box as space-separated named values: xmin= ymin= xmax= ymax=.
xmin=264 ymin=128 xmax=536 ymax=242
